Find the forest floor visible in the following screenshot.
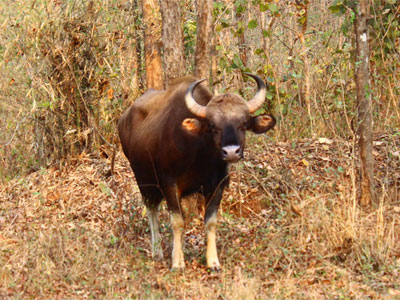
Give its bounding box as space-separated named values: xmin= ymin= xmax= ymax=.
xmin=1 ymin=134 xmax=400 ymax=299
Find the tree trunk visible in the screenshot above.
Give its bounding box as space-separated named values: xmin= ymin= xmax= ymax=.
xmin=236 ymin=3 xmax=248 ymax=67
xmin=160 ymin=0 xmax=186 ymax=86
xmin=296 ymin=1 xmax=311 ymax=120
xmin=354 ymin=0 xmax=375 ymax=206
xmin=194 ymin=0 xmax=213 ymax=79
xmin=120 ymin=38 xmax=139 ymax=105
xmin=119 ymin=0 xmax=140 ymax=103
xmin=141 ymin=0 xmax=163 ymax=89
xmin=211 ymin=33 xmax=221 ymax=92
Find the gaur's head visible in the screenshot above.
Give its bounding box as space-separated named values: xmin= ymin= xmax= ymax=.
xmin=182 ymin=73 xmax=276 ymax=163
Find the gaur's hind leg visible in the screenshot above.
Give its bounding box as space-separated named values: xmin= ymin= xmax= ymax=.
xmin=139 ymin=182 xmax=164 ymax=261
xmin=146 ymin=202 xmax=163 ymax=261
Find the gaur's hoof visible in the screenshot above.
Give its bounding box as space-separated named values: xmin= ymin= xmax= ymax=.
xmin=171 ymin=266 xmax=185 ymax=272
xmin=207 ymin=259 xmax=221 ymax=272
xmin=207 ymin=265 xmax=221 ymax=273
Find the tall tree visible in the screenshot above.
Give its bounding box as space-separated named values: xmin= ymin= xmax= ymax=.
xmin=235 ymin=1 xmax=248 ymax=67
xmin=194 ymin=0 xmax=213 ymax=79
xmin=141 ymin=0 xmax=163 ymax=89
xmin=120 ymin=38 xmax=139 ymax=104
xmin=120 ymin=1 xmax=140 ymax=104
xmin=160 ymin=0 xmax=186 ymax=86
xmin=354 ymin=0 xmax=375 ymax=206
xmin=211 ymin=33 xmax=221 ymax=91
xmin=295 ymin=1 xmax=311 ymax=123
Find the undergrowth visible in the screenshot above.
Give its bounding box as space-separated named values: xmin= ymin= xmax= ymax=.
xmin=1 ymin=136 xmax=399 ymax=299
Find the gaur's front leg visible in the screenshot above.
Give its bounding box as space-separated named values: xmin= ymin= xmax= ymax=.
xmin=205 ymin=210 xmax=220 ymax=270
xmin=163 ymin=184 xmax=185 ymax=270
xmin=170 ymin=212 xmax=185 ymax=269
xmin=204 ymin=181 xmax=226 ymax=271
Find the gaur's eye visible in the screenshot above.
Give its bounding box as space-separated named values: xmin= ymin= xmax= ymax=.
xmin=239 ymin=122 xmax=247 ymax=131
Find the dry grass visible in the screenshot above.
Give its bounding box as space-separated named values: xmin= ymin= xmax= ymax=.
xmin=1 ymin=0 xmax=399 ymax=181
xmin=1 ymin=134 xmax=399 ymax=299
xmin=0 ymin=0 xmax=138 ymax=179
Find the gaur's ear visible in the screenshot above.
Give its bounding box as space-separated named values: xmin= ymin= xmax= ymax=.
xmin=248 ymin=114 xmax=276 ymax=134
xmin=181 ymin=118 xmax=204 ymax=135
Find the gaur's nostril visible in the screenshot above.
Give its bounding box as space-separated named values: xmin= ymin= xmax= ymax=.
xmin=222 ymin=149 xmax=228 ymax=155
xmin=235 ymin=148 xmax=240 ymax=154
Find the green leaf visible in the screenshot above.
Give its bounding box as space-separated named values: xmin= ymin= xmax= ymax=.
xmin=291 ymin=72 xmax=301 ymax=79
xmin=262 ymin=29 xmax=272 ymax=38
xmin=219 ymin=57 xmax=228 ymax=69
xmin=328 ymin=5 xmax=342 ymax=14
xmin=298 ymin=15 xmax=307 ymax=25
xmin=254 ymin=48 xmax=264 ymax=55
xmin=234 ymin=0 xmax=247 ymax=7
xmin=110 ymin=235 xmax=118 ymax=246
xmin=248 ymin=19 xmax=258 ymax=29
xmin=232 ymin=54 xmax=244 ymax=69
xmin=213 ymin=2 xmax=224 ymax=10
xmin=260 ymin=3 xmax=268 ymax=12
xmin=40 ymin=101 xmax=51 ymax=108
xmin=328 ymin=0 xmax=347 ymax=15
xmin=220 ymin=18 xmax=230 ymax=28
xmin=237 ymin=20 xmax=245 ymax=34
xmin=99 ymin=182 xmax=111 ymax=196
xmin=254 ymin=107 xmax=266 ymax=116
xmin=268 ymin=3 xmax=278 ymax=14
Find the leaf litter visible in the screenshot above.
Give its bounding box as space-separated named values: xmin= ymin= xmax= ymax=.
xmin=0 ymin=134 xmax=399 ymax=299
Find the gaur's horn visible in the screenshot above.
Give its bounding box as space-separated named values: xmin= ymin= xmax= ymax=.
xmin=185 ymin=79 xmax=207 ymax=118
xmin=244 ymin=73 xmax=266 ymax=113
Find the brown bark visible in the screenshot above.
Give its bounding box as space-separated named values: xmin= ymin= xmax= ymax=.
xmin=194 ymin=0 xmax=213 ymax=79
xmin=236 ymin=5 xmax=248 ymax=67
xmin=354 ymin=0 xmax=375 ymax=206
xmin=296 ymin=1 xmax=311 ymax=113
xmin=210 ymin=33 xmax=220 ymax=92
xmin=160 ymin=0 xmax=186 ymax=86
xmin=141 ymin=0 xmax=163 ymax=89
xmin=120 ymin=38 xmax=139 ymax=104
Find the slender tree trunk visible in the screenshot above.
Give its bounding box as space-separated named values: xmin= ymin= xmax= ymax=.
xmin=354 ymin=0 xmax=375 ymax=206
xmin=194 ymin=0 xmax=213 ymax=79
xmin=119 ymin=0 xmax=140 ymax=106
xmin=236 ymin=3 xmax=248 ymax=67
xmin=119 ymin=0 xmax=140 ymax=103
xmin=211 ymin=33 xmax=220 ymax=92
xmin=296 ymin=1 xmax=311 ymax=120
xmin=160 ymin=0 xmax=186 ymax=86
xmin=120 ymin=38 xmax=139 ymax=104
xmin=141 ymin=0 xmax=163 ymax=89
